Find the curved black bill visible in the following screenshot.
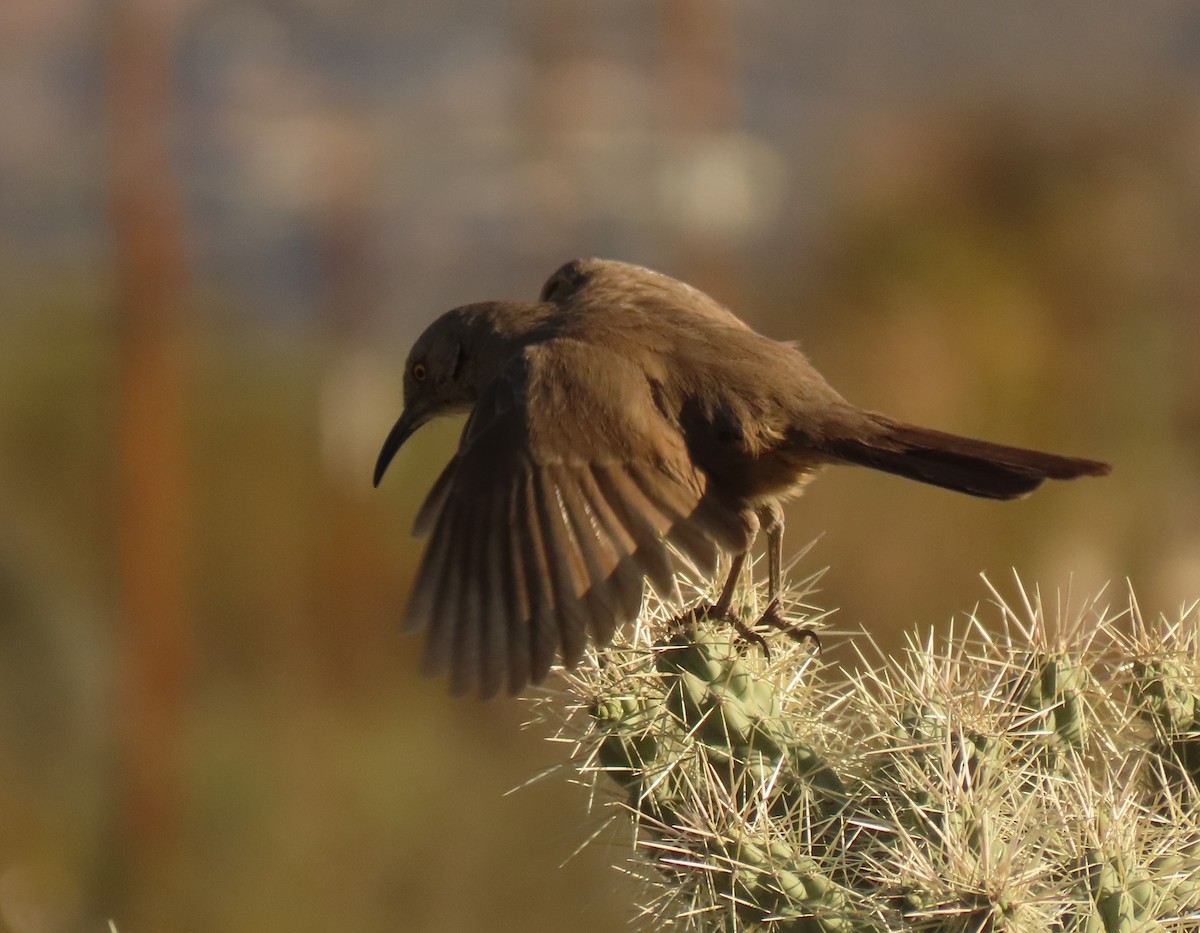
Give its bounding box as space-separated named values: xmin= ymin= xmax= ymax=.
xmin=373 ymin=410 xmax=418 ymax=487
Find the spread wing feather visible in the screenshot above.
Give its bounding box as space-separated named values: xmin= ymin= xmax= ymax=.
xmin=404 ymin=339 xmax=753 ymax=696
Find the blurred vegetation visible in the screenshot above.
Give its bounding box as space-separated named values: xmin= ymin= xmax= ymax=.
xmin=0 ymin=302 xmax=640 ymax=933
xmin=763 ymin=112 xmax=1200 ymax=656
xmin=1 ymin=2 xmax=1199 ymax=932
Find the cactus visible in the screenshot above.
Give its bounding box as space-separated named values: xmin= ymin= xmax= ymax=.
xmin=527 ymin=570 xmax=1200 ymax=931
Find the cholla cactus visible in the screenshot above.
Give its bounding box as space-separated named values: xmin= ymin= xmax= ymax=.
xmin=527 ymin=566 xmax=1200 ymax=932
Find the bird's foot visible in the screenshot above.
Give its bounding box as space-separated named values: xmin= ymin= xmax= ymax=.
xmin=731 ymin=614 xmax=772 ymax=658
xmin=691 ymin=601 xmax=771 ymax=658
xmin=759 ymin=598 xmax=821 ymax=654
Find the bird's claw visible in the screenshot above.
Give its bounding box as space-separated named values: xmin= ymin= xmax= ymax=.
xmin=759 ymin=598 xmax=821 ymax=654
xmin=692 ymin=601 xmax=772 ymax=658
xmin=732 ymin=615 xmax=772 ymax=658
xmin=689 ymin=598 xmax=820 ymax=659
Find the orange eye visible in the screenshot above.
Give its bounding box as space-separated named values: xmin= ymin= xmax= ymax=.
xmin=411 ymin=362 xmax=427 ymax=382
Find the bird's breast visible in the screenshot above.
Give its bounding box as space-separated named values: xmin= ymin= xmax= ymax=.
xmin=679 ymin=403 xmax=829 ymax=502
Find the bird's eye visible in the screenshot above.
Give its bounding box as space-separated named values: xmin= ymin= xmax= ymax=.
xmin=412 ymin=362 xmax=427 ymax=382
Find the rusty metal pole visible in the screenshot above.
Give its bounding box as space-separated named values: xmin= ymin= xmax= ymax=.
xmin=104 ymin=0 xmax=192 ymax=901
xmin=660 ymin=0 xmax=740 ymax=298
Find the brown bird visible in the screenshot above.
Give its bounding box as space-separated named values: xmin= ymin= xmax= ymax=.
xmin=374 ymin=258 xmax=1110 ymax=697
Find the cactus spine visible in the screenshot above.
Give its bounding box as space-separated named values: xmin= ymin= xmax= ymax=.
xmin=530 ymin=574 xmax=1200 ymax=932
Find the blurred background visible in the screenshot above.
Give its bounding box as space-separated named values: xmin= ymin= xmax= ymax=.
xmin=2 ymin=1 xmax=1199 ymax=930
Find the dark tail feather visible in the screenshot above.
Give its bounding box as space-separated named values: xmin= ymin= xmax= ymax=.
xmin=824 ymin=416 xmax=1111 ymax=500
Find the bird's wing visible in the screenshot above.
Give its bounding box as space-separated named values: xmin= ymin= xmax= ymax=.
xmin=406 ymin=339 xmax=755 ymax=698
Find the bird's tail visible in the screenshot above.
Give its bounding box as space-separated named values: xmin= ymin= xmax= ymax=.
xmin=823 ymin=414 xmax=1110 ymax=500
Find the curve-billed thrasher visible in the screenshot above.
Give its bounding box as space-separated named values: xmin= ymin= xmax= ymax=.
xmin=374 ymin=258 xmax=1109 ymax=697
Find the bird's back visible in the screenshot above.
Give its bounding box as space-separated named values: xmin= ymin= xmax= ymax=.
xmin=538 ymin=258 xmax=864 ymax=500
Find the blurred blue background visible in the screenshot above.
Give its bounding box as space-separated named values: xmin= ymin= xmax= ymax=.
xmin=1 ymin=2 xmax=1199 ymax=931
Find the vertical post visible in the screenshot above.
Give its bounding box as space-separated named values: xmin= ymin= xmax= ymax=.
xmin=520 ymin=0 xmax=590 ymax=241
xmin=104 ymin=0 xmax=191 ymax=906
xmin=660 ymin=0 xmax=741 ymax=299
xmin=312 ymin=125 xmax=396 ymax=688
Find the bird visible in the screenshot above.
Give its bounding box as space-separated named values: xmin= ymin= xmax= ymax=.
xmin=373 ymin=258 xmax=1110 ymax=698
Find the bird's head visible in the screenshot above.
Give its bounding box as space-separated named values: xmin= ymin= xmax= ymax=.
xmin=372 ymin=300 xmax=550 ymax=486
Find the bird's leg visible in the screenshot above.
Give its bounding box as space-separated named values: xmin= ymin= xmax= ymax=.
xmin=705 ymin=549 xmax=770 ymax=655
xmin=710 ymin=550 xmax=747 ymax=618
xmin=758 ymin=501 xmax=785 ymax=604
xmin=755 ymin=503 xmax=821 ymax=652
